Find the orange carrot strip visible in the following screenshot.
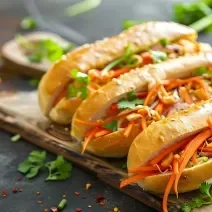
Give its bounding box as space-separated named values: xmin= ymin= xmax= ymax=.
xmin=109 ymin=67 xmax=131 ymax=78
xmin=149 ymin=136 xmax=193 ymax=166
xmin=155 ymin=102 xmax=164 ymax=114
xmin=207 ymin=118 xmax=212 ymax=129
xmin=173 ymin=157 xmax=179 ymax=175
xmin=200 ymin=147 xmax=212 ymax=152
xmin=123 ymin=121 xmax=135 ymax=138
xmin=174 ymin=129 xmax=212 ymax=198
xmin=192 ymin=151 xmax=198 ymax=165
xmin=179 ymin=87 xmax=193 ymax=104
xmin=94 ymin=129 xmax=112 ymax=138
xmin=120 ymin=172 xmax=156 ymax=188
xmin=75 ymin=119 xmax=102 ymax=127
xmin=162 ymin=173 xmax=176 ymax=212
xmin=81 ymin=127 xmax=99 ymax=154
xmin=141 ymin=116 xmax=147 ymax=130
xmin=144 ymin=84 xmax=161 ymax=106
xmin=128 ymin=165 xmax=166 ymax=173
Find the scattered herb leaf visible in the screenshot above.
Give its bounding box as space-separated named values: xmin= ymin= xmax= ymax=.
xmin=121 ymin=163 xmax=127 ymax=169
xmin=103 ymin=120 xmax=118 ymax=132
xmin=29 ymin=78 xmax=40 ymax=86
xmin=127 ymin=91 xmax=137 ymax=101
xmin=45 ymin=156 xmax=72 ymax=181
xmin=159 ymin=38 xmax=170 ymax=47
xmin=20 ymin=17 xmax=37 ymax=30
xmin=11 ymin=134 xmax=21 ymax=142
xmin=65 ymin=0 xmax=102 ymax=16
xmin=193 ymin=66 xmax=212 ymax=76
xmin=118 ymin=98 xmax=144 ymax=109
xmin=181 ymin=182 xmax=212 ymax=212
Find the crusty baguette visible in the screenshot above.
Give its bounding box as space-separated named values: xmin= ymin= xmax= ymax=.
xmin=127 ymin=99 xmax=212 ymax=193
xmin=38 ymin=22 xmax=196 ymax=118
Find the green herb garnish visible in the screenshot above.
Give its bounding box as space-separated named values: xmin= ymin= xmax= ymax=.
xmin=122 ymin=20 xmax=145 ymax=30
xmin=18 ymin=151 xmax=72 ymax=181
xmin=28 ymin=54 xmax=42 ymax=63
xmin=173 ymin=1 xmax=212 ymax=33
xmin=193 ymin=66 xmax=212 ymax=76
xmin=20 ymin=17 xmax=37 ymax=30
xmin=151 ymin=51 xmax=168 ymax=63
xmin=118 ymin=98 xmax=144 ymax=109
xmin=127 ymin=91 xmax=137 ymax=101
xmin=67 ymin=69 xmax=90 ymax=99
xmin=181 ymin=182 xmax=212 ymax=212
xmin=121 ymin=163 xmax=127 ymax=170
xmin=159 ymin=38 xmax=170 ymax=47
xmin=103 ymin=120 xmax=118 ymax=132
xmin=29 ymin=79 xmax=40 ymax=86
xmin=46 ymin=156 xmax=72 ymax=181
xmin=65 ymin=0 xmax=102 ymax=16
xmin=11 ymin=134 xmax=21 ymax=142
xmin=58 ymin=199 xmax=67 ymax=210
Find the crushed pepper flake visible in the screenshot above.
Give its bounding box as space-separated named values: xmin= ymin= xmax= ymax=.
xmin=74 ymin=191 xmax=80 ymax=196
xmin=88 ymin=205 xmax=92 ymax=208
xmin=50 ymin=207 xmax=58 ymax=212
xmin=12 ymin=188 xmax=18 ymax=193
xmin=1 ymin=190 xmax=8 ymax=197
xmin=85 ymin=183 xmax=92 ymax=190
xmin=38 ymin=200 xmax=43 ymax=204
xmin=76 ymin=208 xmax=82 ymax=212
xmin=36 ymin=192 xmax=40 ymax=196
xmin=44 ymin=209 xmax=49 ymax=212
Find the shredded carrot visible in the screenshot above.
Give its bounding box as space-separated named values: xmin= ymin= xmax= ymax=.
xmin=207 ymin=118 xmax=212 ymax=129
xmin=174 ymin=129 xmax=212 ymax=198
xmin=123 ymin=121 xmax=135 ymax=138
xmin=155 ymin=102 xmax=164 ymax=114
xmin=200 ymin=147 xmax=212 ymax=152
xmin=192 ymin=151 xmax=198 ymax=165
xmin=162 ymin=172 xmax=176 ymax=212
xmin=179 ymin=87 xmax=193 ymax=104
xmin=144 ymin=84 xmax=161 ymax=106
xmin=173 ymin=156 xmax=179 ymax=175
xmin=120 ymin=171 xmax=156 ymax=188
xmin=94 ymin=129 xmax=112 ymax=138
xmin=75 ymin=119 xmax=102 ymax=127
xmin=149 ymin=136 xmax=193 ymax=166
xmin=128 ymin=165 xmax=166 ymax=173
xmin=109 ymin=67 xmax=131 ymax=78
xmin=141 ymin=116 xmax=147 ymax=130
xmin=81 ymin=127 xmax=99 ymax=154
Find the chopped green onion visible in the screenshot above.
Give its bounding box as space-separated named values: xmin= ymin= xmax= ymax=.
xmin=203 ymin=157 xmax=209 ymax=162
xmin=151 ymin=51 xmax=168 ymax=63
xmin=58 ymin=199 xmax=67 ymax=210
xmin=11 ymin=134 xmax=21 ymax=142
xmin=65 ymin=0 xmax=102 ymax=16
xmin=193 ymin=66 xmax=212 ymax=76
xmin=20 ymin=17 xmax=37 ymax=30
xmin=159 ymin=38 xmax=169 ymax=47
xmin=28 ymin=54 xmax=42 ymax=63
xmin=122 ymin=20 xmax=145 ymax=30
xmin=29 ymin=79 xmax=40 ymax=86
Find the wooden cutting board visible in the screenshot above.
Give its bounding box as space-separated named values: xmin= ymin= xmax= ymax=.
xmin=0 ymin=89 xmax=211 ymax=212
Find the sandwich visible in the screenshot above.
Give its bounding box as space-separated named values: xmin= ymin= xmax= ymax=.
xmin=71 ymin=53 xmax=212 ymax=157
xmin=38 ymin=21 xmax=207 ymax=124
xmin=123 ymin=99 xmax=212 ymax=212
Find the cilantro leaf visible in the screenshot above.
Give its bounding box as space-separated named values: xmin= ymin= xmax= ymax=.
xmin=181 ymin=182 xmax=212 ymax=211
xmin=71 ymin=69 xmax=90 ymax=84
xmin=20 ymin=17 xmax=37 ymax=30
xmin=103 ymin=120 xmax=118 ymax=132
xmin=29 ymin=78 xmax=40 ymax=86
xmin=159 ymin=38 xmax=170 ymax=47
xmin=46 ymin=156 xmax=72 ymax=181
xmin=26 ymin=167 xmax=40 ymax=179
xmin=28 ymin=151 xmax=46 ymax=164
xmin=151 ymin=51 xmax=168 ymax=63
xmin=118 ymin=98 xmax=144 ymax=109
xmin=18 ymin=160 xmax=34 ymax=174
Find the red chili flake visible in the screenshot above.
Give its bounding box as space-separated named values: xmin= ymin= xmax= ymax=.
xmin=50 ymin=207 xmax=58 ymax=212
xmin=76 ymin=208 xmax=82 ymax=212
xmin=74 ymin=192 xmax=80 ymax=196
xmin=96 ymin=195 xmax=104 ymax=203
xmin=62 ymin=194 xmax=67 ymax=198
xmin=88 ymin=205 xmax=92 ymax=208
xmin=1 ymin=190 xmax=8 ymax=197
xmin=36 ymin=192 xmax=40 ymax=196
xmin=12 ymin=188 xmax=18 ymax=193
xmin=38 ymin=200 xmax=43 ymax=204
xmin=17 ymin=176 xmax=22 ymax=181
xmin=19 ymin=188 xmax=24 ymax=192
xmin=99 ymin=199 xmax=106 ymax=206
xmin=44 ymin=209 xmax=49 ymax=212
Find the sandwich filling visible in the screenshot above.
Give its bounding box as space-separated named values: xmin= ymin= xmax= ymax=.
xmin=75 ymin=66 xmax=212 ymax=154
xmin=120 ymin=118 xmax=212 ymax=212
xmin=52 ymin=39 xmax=202 ymax=110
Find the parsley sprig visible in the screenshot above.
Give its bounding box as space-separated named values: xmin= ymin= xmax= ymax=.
xmin=118 ymin=91 xmax=144 ymax=109
xmin=18 ymin=151 xmax=72 ymax=181
xmin=181 ymin=182 xmax=212 ymax=212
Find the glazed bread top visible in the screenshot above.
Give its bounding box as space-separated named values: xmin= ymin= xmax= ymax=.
xmin=38 ymin=22 xmax=196 ymax=115
xmin=71 ymin=53 xmax=212 ymax=141
xmin=127 ymin=99 xmax=212 ymax=171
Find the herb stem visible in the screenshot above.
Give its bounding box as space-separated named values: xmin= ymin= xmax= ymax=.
xmin=189 ymin=14 xmax=212 ymax=32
